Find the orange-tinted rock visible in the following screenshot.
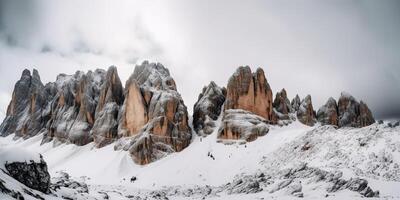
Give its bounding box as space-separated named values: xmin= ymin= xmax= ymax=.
xmin=225 ymin=66 xmax=274 ymax=122
xmin=117 ymin=61 xmax=191 ymax=165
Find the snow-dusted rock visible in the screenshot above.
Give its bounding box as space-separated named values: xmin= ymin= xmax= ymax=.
xmin=273 ymin=88 xmax=292 ymax=119
xmin=217 ymin=109 xmax=269 ymax=142
xmin=193 ymin=81 xmax=226 ymax=136
xmin=0 ymin=147 xmax=50 ymax=194
xmin=91 ymin=66 xmax=124 ymax=147
xmin=291 ymin=94 xmax=301 ymax=112
xmin=117 ymin=61 xmax=191 ymax=164
xmin=42 ymin=69 xmax=106 ymax=145
xmin=317 ymin=97 xmax=338 ymax=126
xmin=338 ymin=92 xmax=375 ymax=127
xmin=224 ymin=66 xmax=275 ymax=123
xmin=0 ymin=69 xmax=50 ymax=138
xmin=296 ymin=95 xmax=316 ymax=126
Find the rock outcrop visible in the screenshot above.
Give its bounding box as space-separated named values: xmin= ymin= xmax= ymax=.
xmin=42 ymin=70 xmax=106 ymax=145
xmin=217 ymin=109 xmax=269 ymax=142
xmin=317 ymin=97 xmax=338 ymax=126
xmin=297 ymin=95 xmax=316 ymax=126
xmin=0 ymin=69 xmax=50 ymax=138
xmin=116 ymin=61 xmax=192 ymax=165
xmin=4 ymin=155 xmax=50 ymax=194
xmin=224 ymin=66 xmax=274 ymax=122
xmin=193 ymin=81 xmax=226 ymax=135
xmin=291 ymin=95 xmax=301 ymax=112
xmin=337 ymin=92 xmax=375 ymax=127
xmin=91 ymin=66 xmax=124 ymax=147
xmin=273 ymin=88 xmax=292 ymax=120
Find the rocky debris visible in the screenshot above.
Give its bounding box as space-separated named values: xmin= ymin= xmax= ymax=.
xmin=291 ymin=95 xmax=301 ymax=112
xmin=224 ymin=66 xmax=275 ymax=123
xmin=338 ymin=92 xmax=375 ymax=127
xmin=116 ymin=61 xmax=191 ymax=165
xmin=4 ymin=155 xmax=50 ymax=193
xmin=193 ymin=81 xmax=226 ymax=136
xmin=217 ymin=109 xmax=269 ymax=142
xmin=388 ymin=121 xmax=400 ymax=128
xmin=296 ymin=95 xmax=316 ymax=126
xmin=224 ymin=174 xmax=264 ymax=194
xmin=317 ymin=97 xmax=338 ymax=126
xmin=273 ymin=88 xmax=292 ymax=119
xmin=42 ymin=69 xmax=106 ymax=145
xmin=91 ymin=66 xmax=124 ymax=147
xmin=0 ymin=69 xmax=50 ymax=138
xmin=267 ymin=163 xmax=379 ymax=198
xmin=0 ymin=178 xmax=25 ymax=200
xmin=50 ymin=171 xmax=89 ymax=194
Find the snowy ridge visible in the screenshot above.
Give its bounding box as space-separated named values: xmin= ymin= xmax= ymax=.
xmin=2 ymin=118 xmax=399 ymax=199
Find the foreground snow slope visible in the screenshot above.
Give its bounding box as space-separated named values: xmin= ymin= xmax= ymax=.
xmin=1 ymin=120 xmax=400 ymax=199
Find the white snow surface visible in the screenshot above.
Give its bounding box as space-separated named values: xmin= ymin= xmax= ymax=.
xmin=1 ymin=119 xmax=400 ymax=199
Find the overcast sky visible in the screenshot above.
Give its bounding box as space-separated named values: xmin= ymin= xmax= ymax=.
xmin=0 ymin=0 xmax=399 ymax=121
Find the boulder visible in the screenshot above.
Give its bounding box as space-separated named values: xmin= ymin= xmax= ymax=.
xmin=117 ymin=61 xmax=192 ymax=165
xmin=91 ymin=66 xmax=124 ymax=147
xmin=297 ymin=95 xmax=316 ymax=126
xmin=193 ymin=81 xmax=226 ymax=135
xmin=317 ymin=97 xmax=338 ymax=126
xmin=291 ymin=94 xmax=301 ymax=112
xmin=273 ymin=88 xmax=292 ymax=119
xmin=0 ymin=69 xmax=50 ymax=138
xmin=217 ymin=109 xmax=269 ymax=142
xmin=337 ymin=92 xmax=375 ymax=127
xmin=224 ymin=66 xmax=275 ymax=123
xmin=4 ymin=155 xmax=50 ymax=194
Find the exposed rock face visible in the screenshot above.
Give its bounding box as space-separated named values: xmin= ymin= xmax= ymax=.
xmin=0 ymin=69 xmax=50 ymax=138
xmin=193 ymin=81 xmax=226 ymax=135
xmin=337 ymin=92 xmax=375 ymax=127
xmin=117 ymin=61 xmax=191 ymax=165
xmin=42 ymin=70 xmax=106 ymax=145
xmin=273 ymin=88 xmax=292 ymax=119
xmin=91 ymin=66 xmax=124 ymax=147
xmin=217 ymin=109 xmax=269 ymax=142
xmin=4 ymin=155 xmax=50 ymax=193
xmin=317 ymin=97 xmax=338 ymax=126
xmin=297 ymin=95 xmax=316 ymax=126
xmin=224 ymin=66 xmax=274 ymax=122
xmin=291 ymin=95 xmax=301 ymax=112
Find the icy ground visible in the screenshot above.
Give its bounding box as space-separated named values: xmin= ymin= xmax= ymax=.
xmin=1 ymin=119 xmax=400 ymax=199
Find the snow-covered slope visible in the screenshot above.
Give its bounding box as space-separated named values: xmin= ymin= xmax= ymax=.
xmin=1 ymin=120 xmax=400 ymax=199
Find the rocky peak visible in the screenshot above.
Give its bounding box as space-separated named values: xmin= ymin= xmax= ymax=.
xmin=291 ymin=95 xmax=301 ymax=112
xmin=117 ymin=61 xmax=191 ymax=164
xmin=297 ymin=95 xmax=316 ymax=126
xmin=0 ymin=69 xmax=47 ymax=138
xmin=273 ymin=88 xmax=292 ymax=119
xmin=317 ymin=97 xmax=338 ymax=126
xmin=132 ymin=61 xmax=176 ymax=91
xmin=193 ymin=81 xmax=226 ymax=135
xmin=91 ymin=66 xmax=124 ymax=147
xmin=337 ymin=92 xmax=375 ymax=127
xmin=224 ymin=66 xmax=274 ymax=122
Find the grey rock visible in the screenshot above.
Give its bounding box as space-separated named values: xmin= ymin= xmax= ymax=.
xmin=291 ymin=94 xmax=301 ymax=112
xmin=317 ymin=97 xmax=338 ymax=126
xmin=297 ymin=95 xmax=316 ymax=126
xmin=193 ymin=81 xmax=226 ymax=135
xmin=338 ymin=92 xmax=375 ymax=128
xmin=273 ymin=88 xmax=292 ymax=119
xmin=5 ymin=155 xmax=50 ymax=193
